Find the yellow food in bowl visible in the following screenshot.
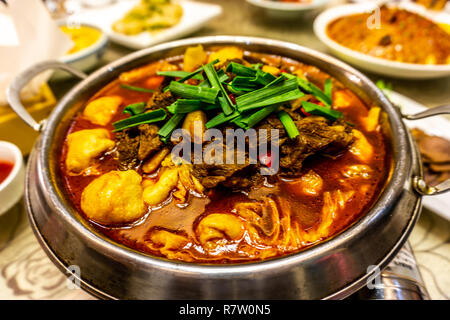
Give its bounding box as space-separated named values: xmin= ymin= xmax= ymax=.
xmin=60 ymin=25 xmax=102 ymax=55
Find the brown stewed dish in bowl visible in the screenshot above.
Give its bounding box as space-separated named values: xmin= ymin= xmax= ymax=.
xmin=60 ymin=45 xmax=391 ymax=263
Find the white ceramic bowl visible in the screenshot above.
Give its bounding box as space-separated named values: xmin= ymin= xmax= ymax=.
xmin=0 ymin=141 xmax=24 ymax=216
xmin=53 ymin=23 xmax=108 ymax=80
xmin=313 ymin=2 xmax=450 ymax=79
xmin=246 ymin=0 xmax=331 ymax=18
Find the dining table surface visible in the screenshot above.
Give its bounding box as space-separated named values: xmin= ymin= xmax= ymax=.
xmin=0 ymin=0 xmax=448 ymax=300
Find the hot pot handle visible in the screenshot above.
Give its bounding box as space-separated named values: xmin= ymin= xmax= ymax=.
xmin=6 ymin=60 xmax=87 ymax=132
xmin=402 ymin=105 xmax=450 ymax=196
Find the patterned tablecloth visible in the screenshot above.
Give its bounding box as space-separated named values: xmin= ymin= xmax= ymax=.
xmin=0 ymin=200 xmax=448 ymax=300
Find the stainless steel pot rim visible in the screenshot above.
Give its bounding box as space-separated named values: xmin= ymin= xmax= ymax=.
xmin=37 ymin=36 xmax=410 ymax=275
xmin=26 ymin=150 xmax=422 ymax=299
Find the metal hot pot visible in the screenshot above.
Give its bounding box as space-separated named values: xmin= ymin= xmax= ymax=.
xmin=7 ymin=36 xmax=450 ymax=299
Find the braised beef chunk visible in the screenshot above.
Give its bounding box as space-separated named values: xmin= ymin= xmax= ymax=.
xmin=116 ymin=128 xmax=140 ymax=170
xmin=116 ymin=124 xmax=162 ymax=170
xmin=146 ymin=91 xmax=176 ymax=111
xmin=280 ymin=117 xmax=353 ymax=174
xmin=192 ymin=147 xmax=252 ymax=189
xmin=222 ymin=168 xmax=264 ymax=189
xmin=255 ymin=114 xmax=287 ymax=146
xmin=192 ymin=115 xmax=353 ymax=189
xmin=138 ymin=124 xmax=162 ymax=160
xmin=115 ymin=89 xmax=176 ymax=170
xmin=194 ymin=162 xmax=263 ymax=190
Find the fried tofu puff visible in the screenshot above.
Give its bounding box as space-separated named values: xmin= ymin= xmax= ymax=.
xmin=66 ymin=129 xmax=115 ymax=174
xmin=81 ymin=170 xmax=146 ymax=225
xmin=196 ymin=213 xmax=245 ymax=250
xmin=207 ymin=46 xmax=243 ymax=64
xmin=285 ymin=170 xmax=324 ymax=197
xmin=349 ymin=129 xmax=374 ymax=163
xmin=143 ymin=168 xmax=179 ymax=206
xmin=83 ymin=96 xmax=122 ymax=126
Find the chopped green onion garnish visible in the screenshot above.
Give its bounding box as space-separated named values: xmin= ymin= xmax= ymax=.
xmin=158 ymin=113 xmax=185 ymax=142
xmin=120 ymin=84 xmax=155 ymax=93
xmin=252 ymin=63 xmax=263 ymax=70
xmin=203 ymin=63 xmax=221 ymax=89
xmin=166 ymin=99 xmax=219 ymax=113
xmin=254 ymin=69 xmax=276 ymax=86
xmin=167 ymin=99 xmax=203 ymax=114
xmin=228 ymin=66 xmax=276 ymax=88
xmin=203 ymin=63 xmax=234 ymax=115
xmin=227 ymin=83 xmax=254 ymax=94
xmin=281 ymin=73 xmax=310 ymax=91
xmin=308 ymin=83 xmax=332 ymax=107
xmin=281 ymin=73 xmax=332 ymax=107
xmin=217 ymin=69 xmax=229 ymax=83
xmin=278 ymin=110 xmax=299 ymax=139
xmin=324 ymin=78 xmax=332 ymax=103
xmin=229 ymin=76 xmax=259 ymax=91
xmin=113 ymin=108 xmax=167 ymax=132
xmin=226 ymin=62 xmax=256 ymax=77
xmin=123 ymin=102 xmax=146 ymax=116
xmin=236 ymin=78 xmax=303 ymax=112
xmin=264 ymin=74 xmax=286 ymax=88
xmin=205 ymin=111 xmax=240 ymax=129
xmin=168 ymin=81 xmax=219 ymax=104
xmin=301 ymin=101 xmax=342 ymax=121
xmin=198 ymin=80 xmax=211 ymax=88
xmin=232 ymin=104 xmax=280 ymax=129
xmin=157 ymin=70 xmax=204 ymax=80
xmin=217 ymin=96 xmax=233 ymax=116
xmin=296 ymin=78 xmax=313 ymax=93
xmin=176 ymin=59 xmax=219 ymax=83
xmin=198 ymin=70 xmax=233 ymax=91
xmin=162 ymin=59 xmax=220 ymax=92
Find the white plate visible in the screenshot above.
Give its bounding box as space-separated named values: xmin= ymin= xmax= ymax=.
xmin=246 ymin=0 xmax=331 ymax=18
xmin=383 ymin=89 xmax=450 ymax=221
xmin=313 ymin=2 xmax=450 ymax=79
xmin=349 ymin=0 xmax=450 ymax=13
xmin=72 ymin=0 xmax=222 ymax=50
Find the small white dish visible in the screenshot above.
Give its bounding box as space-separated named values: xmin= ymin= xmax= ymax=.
xmin=0 ymin=141 xmax=24 ymax=216
xmin=246 ymin=0 xmax=331 ymax=18
xmin=313 ymin=2 xmax=450 ymax=79
xmin=383 ymin=89 xmax=450 ymax=221
xmin=53 ymin=22 xmax=108 ymax=80
xmin=72 ymin=0 xmax=222 ymax=50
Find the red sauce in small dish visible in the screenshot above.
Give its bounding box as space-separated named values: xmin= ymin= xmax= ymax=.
xmin=0 ymin=161 xmax=14 ymax=184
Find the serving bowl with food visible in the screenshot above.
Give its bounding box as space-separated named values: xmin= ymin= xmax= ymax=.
xmin=54 ymin=23 xmax=108 ymax=80
xmin=7 ymin=36 xmax=449 ymax=299
xmin=72 ymin=0 xmax=222 ymax=50
xmin=314 ymin=2 xmax=450 ymax=78
xmin=58 ymin=23 xmax=108 ymax=70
